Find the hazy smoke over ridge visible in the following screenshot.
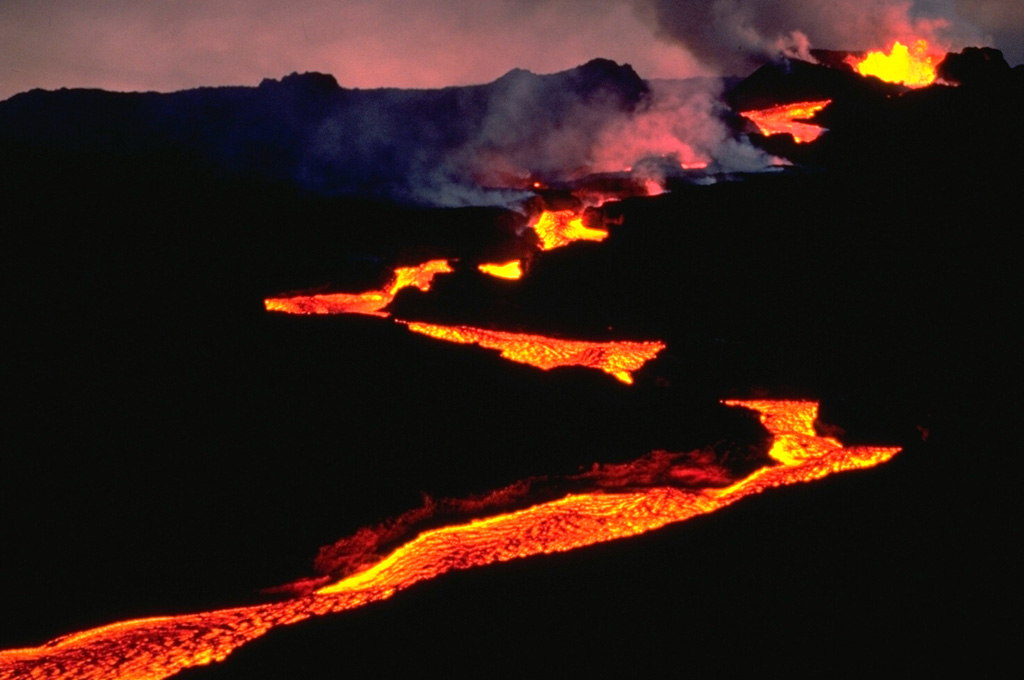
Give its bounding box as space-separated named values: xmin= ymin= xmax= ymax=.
xmin=4 ymin=0 xmax=1018 ymax=207
xmin=291 ymin=62 xmax=778 ymax=207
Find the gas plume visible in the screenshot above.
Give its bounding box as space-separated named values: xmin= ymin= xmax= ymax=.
xmin=631 ymin=0 xmax=985 ymax=74
xmin=291 ymin=60 xmax=778 ymax=206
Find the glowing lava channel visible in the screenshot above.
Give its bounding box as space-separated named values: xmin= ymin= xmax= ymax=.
xmin=741 ymin=100 xmax=832 ymax=143
xmin=401 ymin=321 xmax=664 ymax=384
xmin=531 ymin=210 xmax=608 ymax=251
xmin=263 ymin=260 xmax=453 ymax=316
xmin=852 ymin=40 xmax=939 ymax=87
xmin=478 ymin=260 xmax=523 ymax=280
xmin=0 ymin=400 xmax=900 ymax=680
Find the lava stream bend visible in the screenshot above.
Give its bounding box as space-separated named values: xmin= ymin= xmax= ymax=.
xmin=0 ymin=400 xmax=900 ymax=680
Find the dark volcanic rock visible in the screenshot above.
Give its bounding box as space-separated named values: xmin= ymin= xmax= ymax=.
xmin=726 ymin=56 xmax=901 ymax=111
xmin=1 ymin=55 xmax=1019 ymax=669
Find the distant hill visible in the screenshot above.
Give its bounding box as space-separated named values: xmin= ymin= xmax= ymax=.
xmin=0 ymin=59 xmax=649 ymax=206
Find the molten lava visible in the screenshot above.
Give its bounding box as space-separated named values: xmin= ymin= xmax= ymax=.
xmin=263 ymin=260 xmax=452 ymax=316
xmin=741 ymin=100 xmax=832 ymax=143
xmin=478 ymin=260 xmax=523 ymax=280
xmin=530 ymin=210 xmax=608 ymax=251
xmin=852 ymin=40 xmax=939 ymax=87
xmin=0 ymin=400 xmax=900 ymax=680
xmin=400 ymin=321 xmax=664 ymax=384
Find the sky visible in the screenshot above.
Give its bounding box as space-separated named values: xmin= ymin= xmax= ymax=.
xmin=2 ymin=0 xmax=1022 ymax=102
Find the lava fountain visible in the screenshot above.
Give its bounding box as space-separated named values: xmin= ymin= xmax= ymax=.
xmin=851 ymin=40 xmax=941 ymax=87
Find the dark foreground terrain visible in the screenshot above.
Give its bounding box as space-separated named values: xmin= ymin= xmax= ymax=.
xmin=2 ymin=55 xmax=1020 ymax=673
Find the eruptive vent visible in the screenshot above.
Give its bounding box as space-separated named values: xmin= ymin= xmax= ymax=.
xmin=741 ymin=100 xmax=832 ymax=143
xmin=0 ymin=401 xmax=900 ymax=680
xmin=263 ymin=260 xmax=452 ymax=316
xmin=851 ymin=40 xmax=940 ymax=87
xmin=400 ymin=321 xmax=665 ymax=384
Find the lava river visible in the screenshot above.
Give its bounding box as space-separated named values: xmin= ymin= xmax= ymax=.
xmin=263 ymin=209 xmax=659 ymax=383
xmin=400 ymin=321 xmax=665 ymax=384
xmin=0 ymin=400 xmax=900 ymax=680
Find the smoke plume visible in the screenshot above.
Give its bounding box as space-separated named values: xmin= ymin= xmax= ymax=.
xmin=630 ymin=0 xmax=986 ymax=75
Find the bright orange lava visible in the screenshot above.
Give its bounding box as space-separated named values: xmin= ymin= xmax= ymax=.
xmin=478 ymin=260 xmax=523 ymax=280
xmin=530 ymin=210 xmax=608 ymax=251
xmin=852 ymin=40 xmax=939 ymax=87
xmin=0 ymin=400 xmax=899 ymax=680
xmin=401 ymin=321 xmax=664 ymax=384
xmin=263 ymin=260 xmax=453 ymax=316
xmin=741 ymin=100 xmax=832 ymax=143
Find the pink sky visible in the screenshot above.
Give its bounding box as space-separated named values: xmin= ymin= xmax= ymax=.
xmin=1 ymin=0 xmax=1021 ymax=102
xmin=0 ymin=1 xmax=709 ymax=101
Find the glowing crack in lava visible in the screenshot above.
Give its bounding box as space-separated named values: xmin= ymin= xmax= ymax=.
xmin=478 ymin=260 xmax=523 ymax=280
xmin=0 ymin=400 xmax=900 ymax=680
xmin=852 ymin=40 xmax=939 ymax=87
xmin=531 ymin=210 xmax=608 ymax=251
xmin=400 ymin=321 xmax=664 ymax=384
xmin=263 ymin=260 xmax=453 ymax=316
xmin=741 ymin=100 xmax=832 ymax=143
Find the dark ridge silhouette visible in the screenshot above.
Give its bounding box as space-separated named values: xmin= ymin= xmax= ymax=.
xmin=938 ymin=46 xmax=1013 ymax=87
xmin=0 ymin=59 xmax=648 ymax=206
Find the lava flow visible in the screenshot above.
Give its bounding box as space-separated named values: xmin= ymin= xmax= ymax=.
xmin=741 ymin=100 xmax=832 ymax=143
xmin=478 ymin=260 xmax=523 ymax=280
xmin=0 ymin=400 xmax=900 ymax=680
xmin=400 ymin=321 xmax=665 ymax=384
xmin=263 ymin=260 xmax=453 ymax=316
xmin=530 ymin=210 xmax=608 ymax=251
xmin=852 ymin=40 xmax=940 ymax=87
